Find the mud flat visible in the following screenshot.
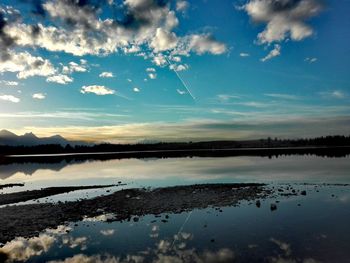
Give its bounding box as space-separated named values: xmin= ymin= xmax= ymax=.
xmin=0 ymin=184 xmax=122 ymax=206
xmin=0 ymin=183 xmax=269 ymax=244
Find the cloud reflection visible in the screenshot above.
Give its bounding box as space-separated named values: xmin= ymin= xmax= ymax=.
xmin=0 ymin=225 xmax=90 ymax=262
xmin=0 ymin=225 xmax=71 ymax=262
xmin=100 ymin=230 xmax=115 ymax=236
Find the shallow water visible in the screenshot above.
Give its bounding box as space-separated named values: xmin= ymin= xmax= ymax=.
xmin=1 ymin=155 xmax=350 ymax=192
xmin=0 ymin=155 xmax=350 ymax=262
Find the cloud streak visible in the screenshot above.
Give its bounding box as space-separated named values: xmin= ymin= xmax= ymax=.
xmin=13 ymin=115 xmax=350 ymax=143
xmin=261 ymin=44 xmax=281 ymax=62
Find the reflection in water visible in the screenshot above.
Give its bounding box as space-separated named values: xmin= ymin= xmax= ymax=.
xmin=100 ymin=229 xmax=115 ymax=236
xmin=0 ymin=154 xmax=349 ymax=262
xmin=0 ymin=161 xmax=72 ymax=180
xmin=0 ymin=234 xmax=55 ymax=262
xmin=1 ymin=156 xmax=350 ymax=194
xmin=0 ymin=184 xmax=349 ymax=262
xmin=0 ymin=225 xmax=71 ymax=262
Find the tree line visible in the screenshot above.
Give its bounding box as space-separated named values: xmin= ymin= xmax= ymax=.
xmin=1 ymin=135 xmax=350 ymax=155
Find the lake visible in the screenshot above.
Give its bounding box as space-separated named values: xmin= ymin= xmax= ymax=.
xmin=0 ymin=154 xmax=349 ymax=263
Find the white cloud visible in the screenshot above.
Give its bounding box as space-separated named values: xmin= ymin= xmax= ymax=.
xmin=3 ymin=1 xmax=177 ymax=57
xmin=62 ymin=61 xmax=88 ymax=74
xmin=99 ymin=72 xmax=114 ymax=78
xmin=0 ymin=51 xmax=56 ymax=79
xmin=152 ymin=54 xmax=167 ymax=67
xmin=1 ymin=0 xmax=227 ymax=76
xmin=177 ymin=89 xmax=186 ymax=95
xmin=176 ymin=1 xmax=189 ymax=12
xmin=81 ymin=85 xmax=115 ymax=95
xmin=32 ymin=93 xmax=46 ymax=100
xmin=148 ymin=73 xmax=157 ymax=79
xmin=0 ymin=94 xmax=20 ymax=103
xmin=185 ymin=34 xmax=227 ymax=55
xmin=170 ymin=64 xmax=188 ymax=71
xmin=146 ymin=68 xmax=156 ymax=72
xmin=0 ymin=80 xmax=19 ymax=86
xmin=46 ymin=74 xmax=73 ymax=85
xmin=171 ymin=56 xmax=181 ymax=62
xmin=151 ymin=28 xmax=178 ymax=52
xmin=305 ymin=57 xmax=317 ymax=63
xmin=261 ymin=44 xmax=281 ymax=62
xmin=133 ymin=87 xmax=140 ymax=92
xmin=122 ymin=45 xmax=141 ymax=54
xmin=244 ymin=0 xmax=324 ymax=44
xmin=240 ymin=53 xmax=250 ymax=57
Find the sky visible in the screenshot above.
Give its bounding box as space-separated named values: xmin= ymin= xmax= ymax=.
xmin=0 ymin=0 xmax=349 ymax=143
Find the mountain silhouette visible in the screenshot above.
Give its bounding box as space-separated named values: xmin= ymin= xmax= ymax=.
xmin=0 ymin=130 xmax=86 ymax=147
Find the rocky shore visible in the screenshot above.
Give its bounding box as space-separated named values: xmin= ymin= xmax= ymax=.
xmin=0 ymin=183 xmax=269 ymax=244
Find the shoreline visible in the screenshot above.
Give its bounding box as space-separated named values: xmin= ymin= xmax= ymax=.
xmin=0 ymin=184 xmax=124 ymax=206
xmin=1 ymin=146 xmax=349 ymax=165
xmin=4 ymin=146 xmax=350 ymax=158
xmin=0 ymin=183 xmax=269 ymax=244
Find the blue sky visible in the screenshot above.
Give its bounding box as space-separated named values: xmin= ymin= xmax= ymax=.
xmin=0 ymin=0 xmax=349 ymax=142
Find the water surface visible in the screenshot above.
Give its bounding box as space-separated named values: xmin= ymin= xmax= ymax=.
xmin=0 ymin=155 xmax=349 ymax=262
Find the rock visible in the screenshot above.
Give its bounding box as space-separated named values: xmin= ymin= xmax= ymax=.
xmin=301 ymin=191 xmax=307 ymax=195
xmin=255 ymin=200 xmax=261 ymax=208
xmin=270 ymin=203 xmax=277 ymax=211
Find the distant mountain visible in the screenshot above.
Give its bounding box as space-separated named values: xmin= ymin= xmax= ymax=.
xmin=0 ymin=130 xmax=89 ymax=147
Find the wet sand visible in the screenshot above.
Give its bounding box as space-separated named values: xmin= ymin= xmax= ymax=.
xmin=0 ymin=183 xmax=269 ymax=244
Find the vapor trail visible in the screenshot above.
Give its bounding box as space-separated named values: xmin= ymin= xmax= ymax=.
xmin=165 ymin=57 xmax=196 ymax=101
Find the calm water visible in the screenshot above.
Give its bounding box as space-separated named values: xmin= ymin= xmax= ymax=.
xmin=0 ymin=155 xmax=350 ymax=262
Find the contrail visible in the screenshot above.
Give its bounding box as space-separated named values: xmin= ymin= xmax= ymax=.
xmin=165 ymin=57 xmax=196 ymax=101
xmin=115 ymin=92 xmax=132 ymax=101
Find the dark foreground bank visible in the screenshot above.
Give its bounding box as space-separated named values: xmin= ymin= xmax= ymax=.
xmin=0 ymin=183 xmax=270 ymax=244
